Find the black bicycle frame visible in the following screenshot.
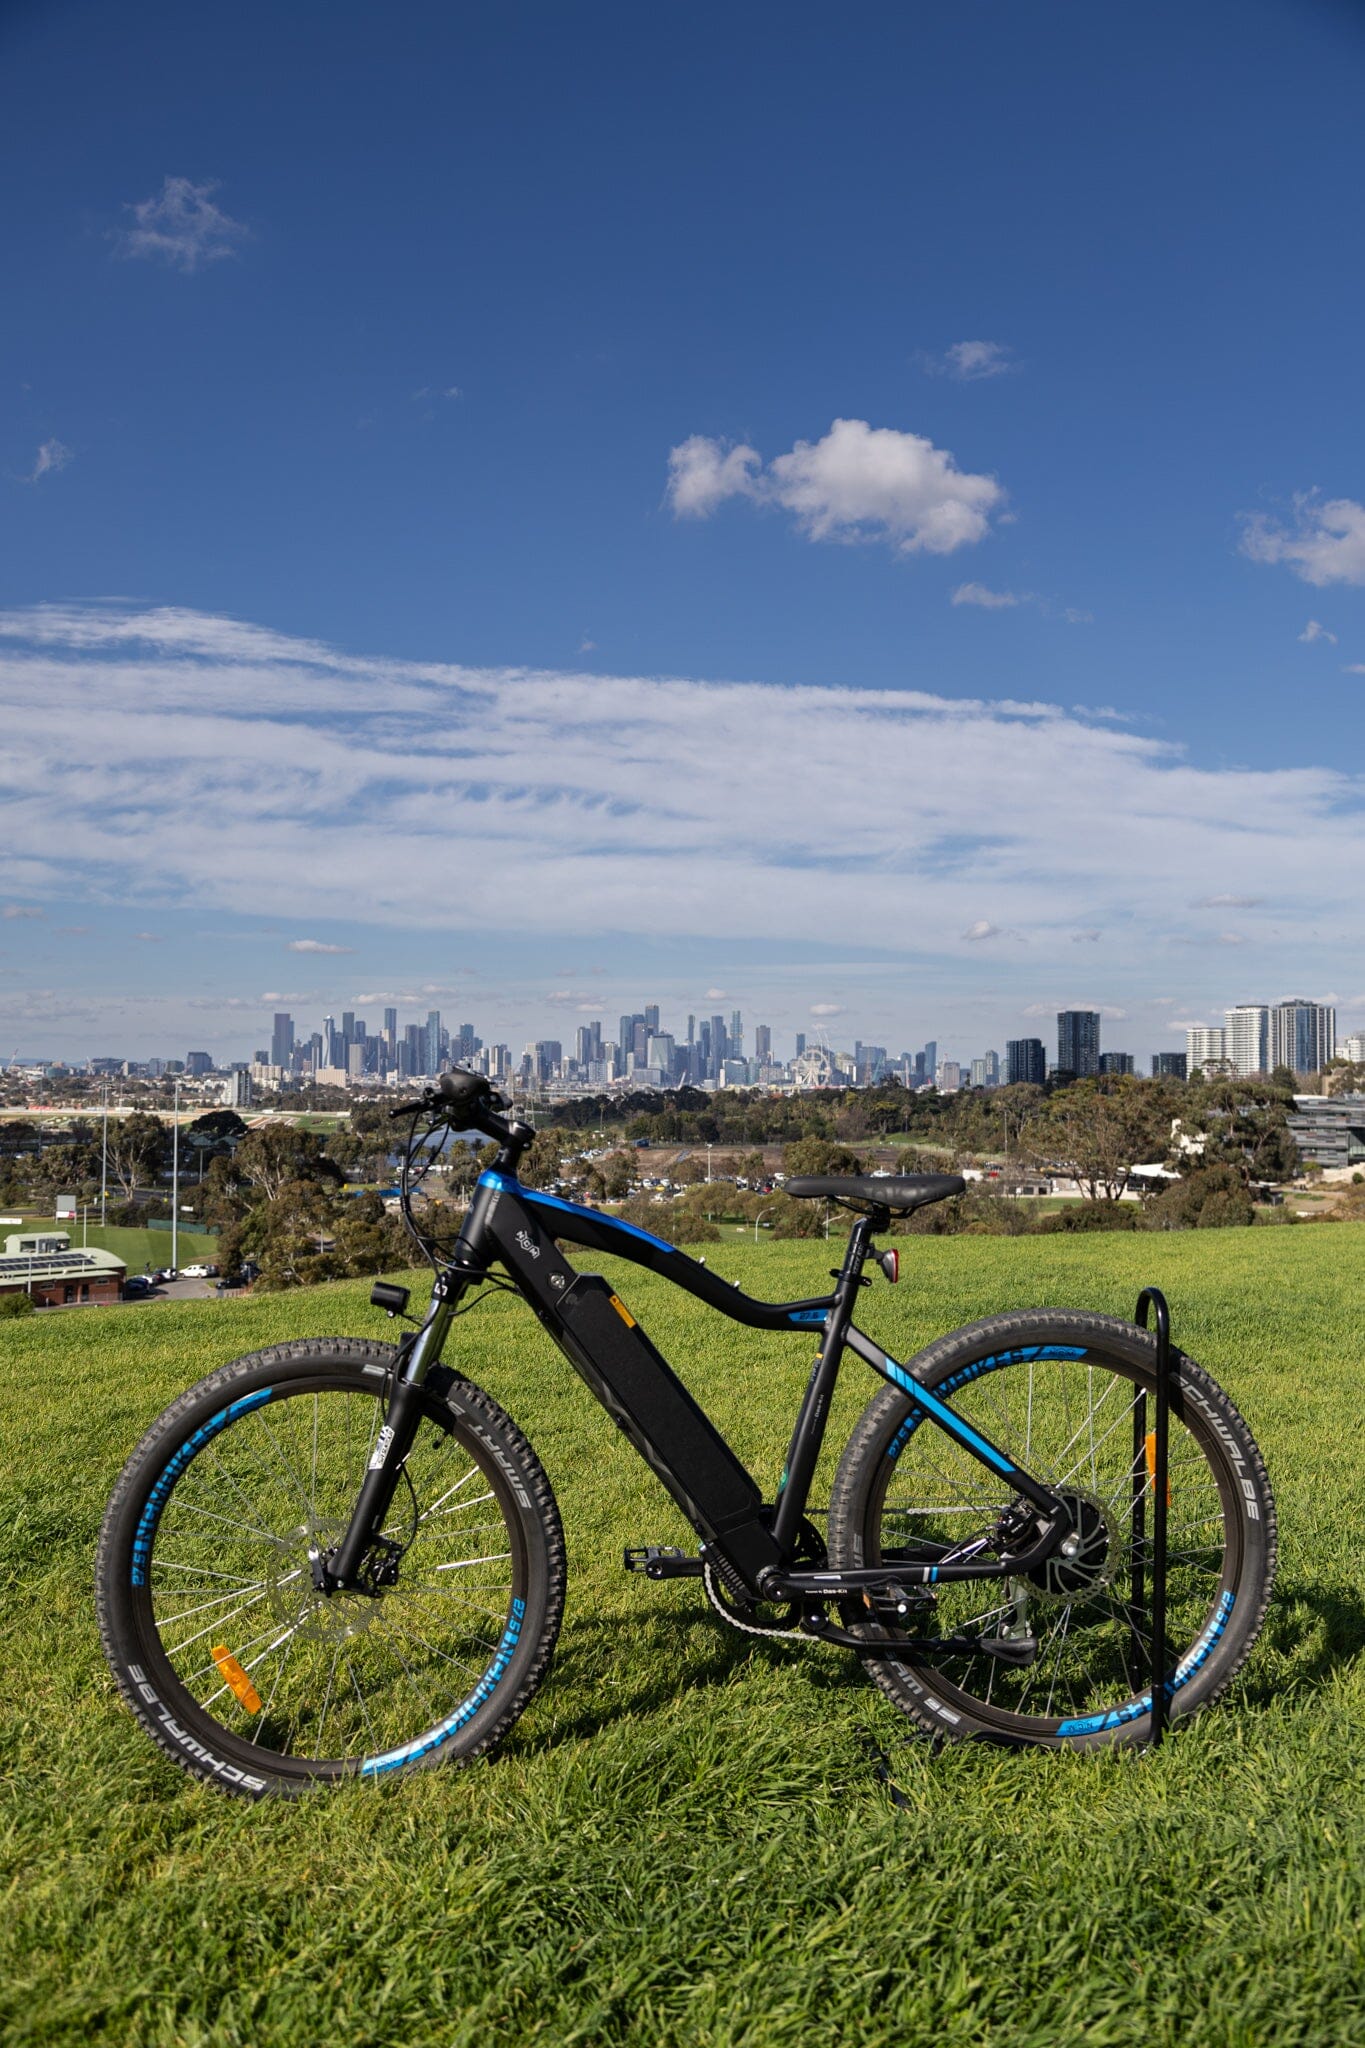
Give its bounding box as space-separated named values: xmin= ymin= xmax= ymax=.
xmin=327 ymin=1168 xmax=1068 ymax=1601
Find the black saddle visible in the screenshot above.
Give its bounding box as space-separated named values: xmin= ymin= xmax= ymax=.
xmin=783 ymin=1173 xmax=965 ymax=1216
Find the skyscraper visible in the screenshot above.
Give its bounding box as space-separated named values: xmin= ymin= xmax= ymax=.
xmin=383 ymin=1008 xmax=398 ymax=1057
xmin=1006 ymin=1039 xmax=1045 ymax=1086
xmin=1057 ymin=1011 xmax=1100 ymax=1078
xmin=1270 ymin=1000 xmax=1335 ymax=1075
xmin=1186 ymin=1025 xmax=1228 ymax=1073
xmin=270 ymin=1012 xmax=294 ymax=1069
xmin=754 ymin=1024 xmax=772 ymax=1063
xmin=1224 ymin=1005 xmax=1269 ymax=1077
xmin=1152 ymin=1052 xmax=1188 ymax=1079
xmin=1098 ymin=1052 xmax=1135 ymax=1076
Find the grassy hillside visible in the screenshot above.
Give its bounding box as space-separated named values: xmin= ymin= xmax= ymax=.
xmin=3 ymin=1224 xmax=1364 ymax=2046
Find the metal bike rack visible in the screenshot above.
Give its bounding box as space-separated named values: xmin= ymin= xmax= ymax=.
xmin=1133 ymin=1287 xmax=1174 ymax=1746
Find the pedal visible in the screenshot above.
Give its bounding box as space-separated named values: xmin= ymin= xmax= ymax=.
xmin=972 ymin=1632 xmax=1039 ymax=1667
xmin=623 ymin=1545 xmax=704 ymax=1580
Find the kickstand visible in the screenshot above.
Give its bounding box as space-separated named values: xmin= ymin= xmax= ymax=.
xmin=864 ymin=1727 xmax=945 ymax=1808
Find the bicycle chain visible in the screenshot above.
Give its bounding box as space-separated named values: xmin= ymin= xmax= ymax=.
xmin=701 ymin=1561 xmax=811 ymax=1642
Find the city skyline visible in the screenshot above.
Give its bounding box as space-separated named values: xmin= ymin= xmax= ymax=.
xmin=12 ymin=991 xmax=1347 ymax=1095
xmin=3 ymin=7 xmax=1363 ymax=1062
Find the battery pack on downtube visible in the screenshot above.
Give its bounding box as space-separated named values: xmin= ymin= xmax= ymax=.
xmin=552 ymin=1273 xmax=782 ymax=1587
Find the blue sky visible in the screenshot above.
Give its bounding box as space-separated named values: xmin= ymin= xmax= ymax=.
xmin=2 ymin=0 xmax=1363 ymax=1064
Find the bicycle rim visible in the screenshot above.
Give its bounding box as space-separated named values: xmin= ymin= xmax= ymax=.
xmin=128 ymin=1372 xmax=529 ymax=1779
xmin=851 ymin=1345 xmax=1248 ymax=1738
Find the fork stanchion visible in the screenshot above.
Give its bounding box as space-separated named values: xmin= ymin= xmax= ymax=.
xmin=1135 ymin=1286 xmax=1172 ymax=1747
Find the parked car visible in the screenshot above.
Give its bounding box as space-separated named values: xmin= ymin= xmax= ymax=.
xmin=121 ymin=1276 xmax=153 ymax=1299
xmin=181 ymin=1263 xmax=210 ymax=1279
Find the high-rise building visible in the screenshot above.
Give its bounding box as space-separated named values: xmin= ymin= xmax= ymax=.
xmin=1270 ymin=1000 xmax=1335 ymax=1075
xmin=1005 ymin=1038 xmax=1046 ymax=1086
xmin=1225 ymin=1005 xmax=1269 ymax=1077
xmin=795 ymin=1032 xmax=806 ymax=1057
xmin=754 ymin=1025 xmax=772 ymax=1063
xmin=425 ymin=1010 xmax=442 ymax=1076
xmin=1057 ymin=1011 xmax=1100 ymax=1078
xmin=383 ymin=1008 xmax=398 ymax=1055
xmin=1186 ymin=1025 xmax=1229 ymax=1073
xmin=271 ymin=1012 xmax=295 ymax=1069
xmin=185 ymin=1050 xmax=213 ymax=1076
xmin=643 ymin=1004 xmax=660 ymax=1038
xmin=1098 ymin=1052 xmax=1135 ymax=1076
xmin=969 ymin=1051 xmax=1000 ymax=1088
xmin=730 ymin=1010 xmax=743 ymax=1058
xmin=1343 ymin=1033 xmax=1365 ymax=1064
xmin=532 ymin=1040 xmax=562 ymax=1084
xmin=1152 ymin=1052 xmax=1188 ymax=1079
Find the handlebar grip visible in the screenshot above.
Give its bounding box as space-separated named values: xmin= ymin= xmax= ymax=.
xmin=389 ymin=1098 xmax=427 ymax=1119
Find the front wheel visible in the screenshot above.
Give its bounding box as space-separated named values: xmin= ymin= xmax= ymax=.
xmin=828 ymin=1311 xmax=1275 ymax=1749
xmin=96 ymin=1339 xmax=565 ymax=1796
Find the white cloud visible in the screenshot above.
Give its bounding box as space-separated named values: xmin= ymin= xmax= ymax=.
xmin=25 ymin=440 xmax=72 ymax=484
xmin=667 ymin=436 xmax=762 ymax=518
xmin=667 ymin=418 xmax=1005 ymax=555
xmin=1344 ymin=663 xmax=1365 ymax=676
xmin=952 ymin=583 xmax=1020 ymax=609
xmin=1193 ymin=894 xmax=1264 ymax=909
xmin=926 ymin=340 xmax=1016 ymax=381
xmin=809 ymin=1003 xmax=845 ymax=1017
xmin=1299 ymin=619 xmax=1337 ymax=645
xmin=0 ymin=605 xmax=1362 ymax=1005
xmin=1242 ymin=494 xmax=1365 ymax=587
xmin=111 ymin=177 xmax=249 ymax=274
xmin=2 ymin=904 xmax=43 ymax=919
xmin=287 ymin=938 xmax=353 ymax=954
xmin=963 ymin=920 xmax=1001 ymax=941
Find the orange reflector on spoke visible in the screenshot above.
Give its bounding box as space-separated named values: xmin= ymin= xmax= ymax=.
xmin=211 ymin=1644 xmax=262 ymax=1714
xmin=1144 ymin=1432 xmax=1173 ymax=1508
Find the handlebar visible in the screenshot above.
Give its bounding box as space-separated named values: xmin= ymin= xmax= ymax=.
xmin=388 ymin=1068 xmax=518 ymax=1142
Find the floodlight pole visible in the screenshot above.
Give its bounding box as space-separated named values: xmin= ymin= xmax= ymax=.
xmin=171 ymin=1076 xmax=180 ymax=1275
xmin=100 ymin=1087 xmax=108 ymax=1227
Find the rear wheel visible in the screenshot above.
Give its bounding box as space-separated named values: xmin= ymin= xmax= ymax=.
xmin=828 ymin=1311 xmax=1275 ymax=1749
xmin=96 ymin=1339 xmax=565 ymax=1796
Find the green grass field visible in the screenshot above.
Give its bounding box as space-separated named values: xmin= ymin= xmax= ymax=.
xmin=3 ymin=1225 xmax=1364 ymax=2046
xmin=4 ymin=1218 xmax=220 ymax=1272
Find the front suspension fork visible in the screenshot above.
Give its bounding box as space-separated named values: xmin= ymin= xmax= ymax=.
xmin=325 ymin=1281 xmax=464 ymax=1588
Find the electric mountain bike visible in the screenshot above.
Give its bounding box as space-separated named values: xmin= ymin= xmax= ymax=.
xmin=96 ymin=1071 xmax=1276 ymax=1797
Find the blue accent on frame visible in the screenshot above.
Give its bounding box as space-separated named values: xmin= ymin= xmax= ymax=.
xmin=878 ymin=1354 xmax=1019 ymax=1477
xmin=887 ymin=1345 xmax=1090 ymax=1462
xmin=478 ymin=1170 xmax=679 ymax=1256
xmin=787 ymin=1309 xmax=828 ymax=1327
